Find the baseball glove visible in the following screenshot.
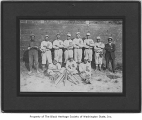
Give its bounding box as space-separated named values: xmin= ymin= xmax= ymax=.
xmin=99 ymin=51 xmax=104 ymax=57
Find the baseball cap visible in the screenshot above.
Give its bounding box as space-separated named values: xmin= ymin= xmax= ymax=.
xmin=76 ymin=32 xmax=80 ymax=35
xmin=86 ymin=33 xmax=91 ymax=36
xmin=97 ymin=36 xmax=101 ymax=39
xmin=67 ymin=33 xmax=71 ymax=37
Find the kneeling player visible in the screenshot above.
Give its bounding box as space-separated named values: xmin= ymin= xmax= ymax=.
xmin=66 ymin=57 xmax=78 ymax=75
xmin=47 ymin=60 xmax=65 ymax=80
xmin=79 ymin=59 xmax=91 ymax=84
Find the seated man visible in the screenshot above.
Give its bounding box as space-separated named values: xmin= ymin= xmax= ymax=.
xmin=47 ymin=60 xmax=65 ymax=80
xmin=79 ymin=59 xmax=91 ymax=84
xmin=66 ymin=57 xmax=78 ymax=75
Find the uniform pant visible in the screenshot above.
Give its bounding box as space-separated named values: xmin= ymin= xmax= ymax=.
xmin=54 ymin=49 xmax=63 ymax=63
xmin=29 ymin=49 xmax=38 ymax=70
xmin=84 ymin=49 xmax=92 ymax=61
xmin=80 ymin=72 xmax=91 ymax=82
xmin=42 ymin=50 xmax=52 ymax=64
xmin=95 ymin=52 xmax=103 ymax=65
xmin=74 ymin=48 xmax=82 ymax=63
xmin=64 ymin=49 xmax=73 ymax=63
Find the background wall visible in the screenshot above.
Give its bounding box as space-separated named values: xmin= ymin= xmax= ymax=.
xmin=20 ymin=20 xmax=122 ymax=63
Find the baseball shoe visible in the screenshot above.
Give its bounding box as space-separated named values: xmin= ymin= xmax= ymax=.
xmin=28 ymin=71 xmax=32 ymax=74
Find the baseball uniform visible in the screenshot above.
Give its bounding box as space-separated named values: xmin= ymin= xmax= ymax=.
xmin=66 ymin=60 xmax=78 ymax=74
xmin=73 ymin=38 xmax=84 ymax=63
xmin=94 ymin=42 xmax=105 ymax=65
xmin=53 ymin=39 xmax=64 ymax=63
xmin=40 ymin=41 xmax=52 ymax=64
xmin=84 ymin=38 xmax=94 ymax=61
xmin=79 ymin=62 xmax=91 ymax=82
xmin=64 ymin=39 xmax=74 ymax=63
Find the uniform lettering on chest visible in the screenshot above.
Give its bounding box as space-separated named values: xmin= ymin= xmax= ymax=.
xmin=69 ymin=42 xmax=72 ymax=45
xmin=89 ymin=40 xmax=93 ymax=44
xmin=86 ymin=66 xmax=90 ymax=72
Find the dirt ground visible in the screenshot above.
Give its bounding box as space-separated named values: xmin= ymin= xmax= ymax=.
xmin=20 ymin=62 xmax=122 ymax=92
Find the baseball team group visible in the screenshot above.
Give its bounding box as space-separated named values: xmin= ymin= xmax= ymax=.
xmin=26 ymin=32 xmax=116 ymax=84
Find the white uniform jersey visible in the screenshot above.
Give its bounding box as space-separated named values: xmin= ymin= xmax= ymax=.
xmin=64 ymin=39 xmax=74 ymax=49
xmin=66 ymin=60 xmax=77 ymax=71
xmin=79 ymin=63 xmax=85 ymax=73
xmin=79 ymin=62 xmax=91 ymax=74
xmin=40 ymin=41 xmax=53 ymax=64
xmin=41 ymin=41 xmax=52 ymax=50
xmin=94 ymin=42 xmax=105 ymax=52
xmin=73 ymin=38 xmax=84 ymax=48
xmin=53 ymin=39 xmax=63 ymax=63
xmin=48 ymin=63 xmax=61 ymax=70
xmin=84 ymin=39 xmax=94 ymax=48
xmin=53 ymin=39 xmax=64 ymax=49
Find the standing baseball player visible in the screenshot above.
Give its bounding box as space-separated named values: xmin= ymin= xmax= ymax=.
xmin=73 ymin=32 xmax=84 ymax=64
xmin=84 ymin=32 xmax=94 ymax=63
xmin=105 ymin=37 xmax=116 ymax=73
xmin=53 ymin=33 xmax=64 ymax=66
xmin=28 ymin=34 xmax=40 ymax=74
xmin=40 ymin=35 xmax=52 ymax=72
xmin=79 ymin=59 xmax=91 ymax=84
xmin=94 ymin=36 xmax=105 ymax=71
xmin=64 ymin=33 xmax=74 ymax=63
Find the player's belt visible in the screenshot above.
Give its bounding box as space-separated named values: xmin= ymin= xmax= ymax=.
xmin=55 ymin=48 xmax=62 ymax=50
xmin=68 ymin=48 xmax=73 ymax=50
xmin=65 ymin=48 xmax=73 ymax=50
xmin=86 ymin=48 xmax=92 ymax=49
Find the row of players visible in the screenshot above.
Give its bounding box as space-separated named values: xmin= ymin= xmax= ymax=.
xmin=47 ymin=57 xmax=91 ymax=84
xmin=27 ymin=32 xmax=115 ymax=74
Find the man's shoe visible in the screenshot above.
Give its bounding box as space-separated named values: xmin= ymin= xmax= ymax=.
xmin=112 ymin=70 xmax=115 ymax=73
xmin=87 ymin=81 xmax=91 ymax=84
xmin=28 ymin=71 xmax=32 ymax=74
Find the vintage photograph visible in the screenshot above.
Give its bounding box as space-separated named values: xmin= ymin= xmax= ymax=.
xmin=20 ymin=20 xmax=123 ymax=92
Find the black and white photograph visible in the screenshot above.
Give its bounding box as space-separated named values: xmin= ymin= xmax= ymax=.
xmin=20 ymin=19 xmax=123 ymax=92
xmin=2 ymin=0 xmax=141 ymax=114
